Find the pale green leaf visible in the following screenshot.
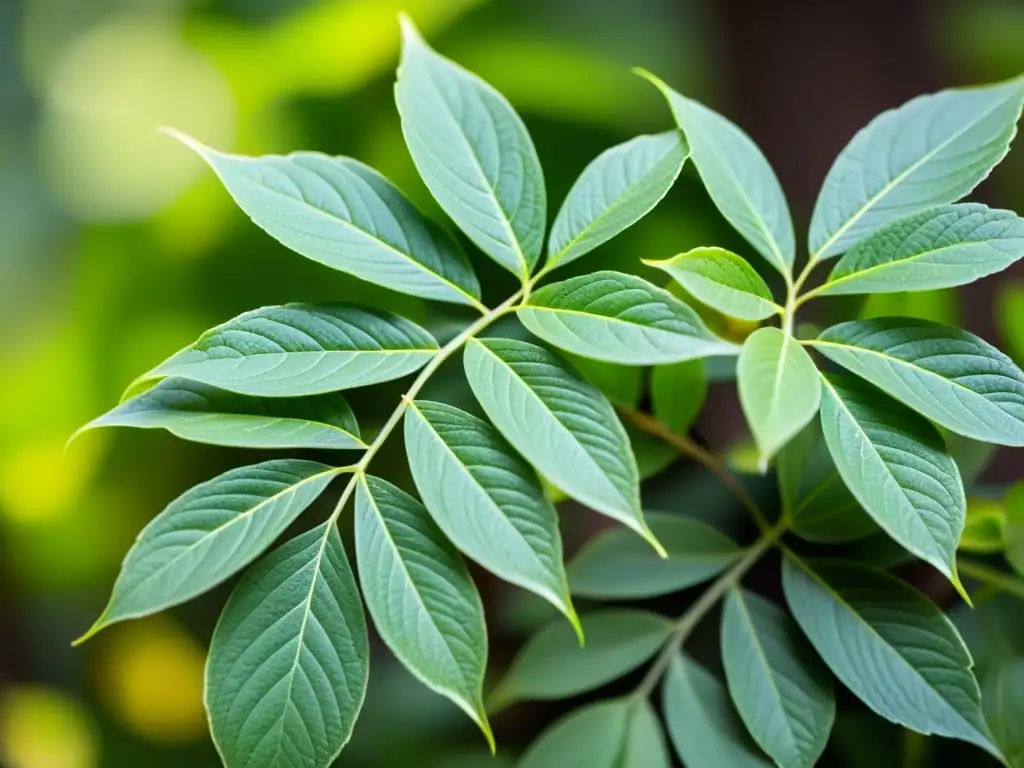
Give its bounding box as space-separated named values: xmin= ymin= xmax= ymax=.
xmin=721 ymin=589 xmax=835 ymax=768
xmin=651 ymin=359 xmax=707 ymax=435
xmin=164 ymin=130 xmax=481 ymax=308
xmin=738 ymin=327 xmax=821 ymax=469
xmin=77 ymin=460 xmax=339 ymax=643
xmin=463 ymin=337 xmax=662 ymax=554
xmin=819 ymin=374 xmax=966 ymax=591
xmin=519 ymin=699 xmax=669 ymax=768
xmin=639 ymin=70 xmax=795 ymax=276
xmin=547 ymin=131 xmax=687 ymax=268
xmin=403 ymin=400 xmax=578 ymax=638
xmin=782 ymin=556 xmax=996 ymax=755
xmin=488 ymin=609 xmax=672 ymax=710
xmin=983 ymin=657 xmax=1024 ymax=767
xmin=809 ymin=78 xmax=1024 ymax=261
xmin=644 ymin=247 xmax=781 ymax=321
xmin=517 ymin=271 xmax=738 ymax=365
xmin=816 ymin=204 xmax=1024 ymax=297
xmin=75 ymin=378 xmax=365 ymax=450
xmin=354 ymin=475 xmax=492 ymax=748
xmin=396 ymin=16 xmax=545 ymax=277
xmin=207 ymin=523 xmax=369 ymax=768
xmin=662 ymin=654 xmax=772 ymax=768
xmin=568 ymin=512 xmax=740 ymax=599
xmin=811 ymin=318 xmax=1024 ymax=445
xmin=140 ymin=304 xmax=438 ymax=397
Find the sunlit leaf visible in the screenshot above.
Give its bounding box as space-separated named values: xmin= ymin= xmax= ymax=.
xmin=207 ymin=523 xmax=369 ymax=768
xmin=568 ymin=512 xmax=740 ymax=599
xmin=721 ymin=589 xmax=835 ymax=767
xmin=809 ymin=78 xmax=1024 ymax=260
xmin=812 ymin=318 xmax=1024 ymax=445
xmin=651 ymin=359 xmax=707 ymax=435
xmin=644 ymin=247 xmax=781 ymax=321
xmin=782 ymin=556 xmax=997 ymax=756
xmin=78 ymin=460 xmax=339 ymax=642
xmin=354 ymin=475 xmax=492 ymax=748
xmin=164 ymin=130 xmax=482 ymax=307
xmin=547 ymin=131 xmax=687 ymax=268
xmin=396 ymin=15 xmax=545 ymax=278
xmin=819 ymin=374 xmax=966 ymax=592
xmin=639 ymin=71 xmax=795 ymax=276
xmin=140 ymin=304 xmax=438 ymax=397
xmin=961 ymin=497 xmax=1007 ymax=553
xmin=488 ymin=609 xmax=672 ymax=710
xmin=662 ymin=654 xmax=772 ymax=767
xmin=403 ymin=400 xmax=578 ymax=637
xmin=463 ymin=337 xmax=661 ymax=554
xmin=817 ymin=204 xmax=1024 ymax=296
xmin=76 ymin=378 xmax=365 ymax=450
xmin=738 ymin=327 xmax=821 ymax=469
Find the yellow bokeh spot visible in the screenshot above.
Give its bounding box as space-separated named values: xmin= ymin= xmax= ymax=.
xmin=0 ymin=435 xmax=103 ymax=524
xmin=0 ymin=686 xmax=98 ymax=768
xmin=97 ymin=617 xmax=207 ymax=744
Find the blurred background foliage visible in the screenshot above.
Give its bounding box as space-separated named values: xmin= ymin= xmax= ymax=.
xmin=1 ymin=0 xmax=1023 ymax=766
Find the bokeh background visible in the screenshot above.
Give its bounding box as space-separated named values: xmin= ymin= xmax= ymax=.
xmin=2 ymin=1 xmax=1023 ymax=766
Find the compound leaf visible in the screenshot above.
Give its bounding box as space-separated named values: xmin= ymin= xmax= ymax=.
xmin=809 ymin=78 xmax=1024 ymax=261
xmin=140 ymin=304 xmax=438 ymax=397
xmin=463 ymin=337 xmax=661 ymax=554
xmin=164 ymin=130 xmax=481 ymax=307
xmin=547 ymin=131 xmax=687 ymax=269
xmin=396 ymin=15 xmax=545 ymax=277
xmin=206 ymin=523 xmax=369 ymax=768
xmin=354 ymin=475 xmax=492 ymax=748
xmin=645 ymin=247 xmax=781 ymax=321
xmin=782 ymin=556 xmax=997 ymax=756
xmin=403 ymin=400 xmax=578 ymax=638
xmin=517 ymin=271 xmax=738 ymax=365
xmin=811 ymin=318 xmax=1024 ymax=446
xmin=78 ymin=460 xmax=339 ymax=643
xmin=76 ymin=378 xmax=365 ymax=450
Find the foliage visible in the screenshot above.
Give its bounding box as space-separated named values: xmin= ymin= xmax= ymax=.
xmin=73 ymin=14 xmax=1024 ymax=768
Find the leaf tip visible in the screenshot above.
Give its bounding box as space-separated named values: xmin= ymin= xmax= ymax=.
xmin=474 ymin=709 xmax=496 ymax=755
xmin=951 ymin=569 xmax=974 ymax=607
xmin=397 ymin=12 xmax=424 ymax=47
xmin=565 ymin=603 xmax=585 ymax=648
xmin=71 ymin=616 xmax=107 ymax=647
xmin=158 ymin=126 xmax=213 ymax=158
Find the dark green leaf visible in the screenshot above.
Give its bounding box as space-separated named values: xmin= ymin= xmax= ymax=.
xmin=651 ymin=359 xmax=707 ymax=435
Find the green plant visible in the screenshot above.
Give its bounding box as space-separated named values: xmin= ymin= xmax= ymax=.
xmin=72 ymin=14 xmax=1024 ymax=768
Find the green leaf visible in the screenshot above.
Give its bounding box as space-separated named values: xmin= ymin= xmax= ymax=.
xmin=547 ymin=131 xmax=687 ymax=269
xmin=809 ymin=78 xmax=1024 ymax=261
xmin=517 ymin=271 xmax=738 ymax=365
xmin=74 ymin=378 xmax=365 ymax=450
xmin=644 ymin=247 xmax=782 ymax=321
xmin=626 ymin=423 xmax=679 ymax=481
xmin=960 ymin=497 xmax=1007 ymax=553
xmin=403 ymin=400 xmax=579 ymax=638
xmin=519 ymin=699 xmax=670 ymax=768
xmin=638 ymin=70 xmax=795 ymax=276
xmin=811 ymin=318 xmax=1024 ymax=446
xmin=819 ymin=374 xmax=967 ymax=593
xmin=568 ymin=512 xmax=740 ymax=599
xmin=354 ymin=476 xmax=492 ymax=748
xmin=564 ymin=353 xmax=643 ymax=408
xmin=1005 ymin=482 xmax=1024 ymax=577
xmin=395 ymin=15 xmax=545 ymax=278
xmin=782 ymin=556 xmax=996 ymax=756
xmin=463 ymin=337 xmax=662 ymax=554
xmin=651 ymin=359 xmax=707 ymax=435
xmin=488 ymin=609 xmax=672 ymax=710
xmin=737 ymin=327 xmax=821 ymax=470
xmin=163 ymin=130 xmax=481 ymax=308
xmin=140 ymin=304 xmax=438 ymax=397
xmin=77 ymin=460 xmax=338 ymax=643
xmin=206 ymin=523 xmax=369 ymax=768
xmin=983 ymin=657 xmax=1024 ymax=767
xmin=777 ymin=423 xmax=878 ymax=544
xmin=662 ymin=654 xmax=772 ymax=768
xmin=816 ymin=204 xmax=1024 ymax=297
xmin=721 ymin=589 xmax=835 ymax=768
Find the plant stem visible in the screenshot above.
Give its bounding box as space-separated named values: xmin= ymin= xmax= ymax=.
xmin=619 ymin=407 xmax=771 ymax=532
xmin=958 ymin=557 xmax=1024 ymax=600
xmin=632 ymin=522 xmax=786 ymax=699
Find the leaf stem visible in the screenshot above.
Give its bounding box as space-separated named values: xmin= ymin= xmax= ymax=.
xmin=632 ymin=522 xmax=786 ymax=699
xmin=958 ymin=557 xmax=1024 ymax=600
xmin=618 ymin=407 xmax=771 ymax=532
